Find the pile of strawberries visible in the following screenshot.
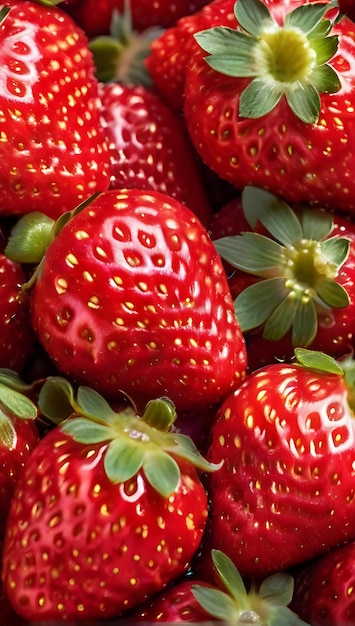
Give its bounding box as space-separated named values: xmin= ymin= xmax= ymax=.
xmin=1 ymin=0 xmax=355 ymax=624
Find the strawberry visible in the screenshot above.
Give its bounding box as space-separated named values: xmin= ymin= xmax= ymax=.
xmin=0 ymin=369 xmax=39 ymax=549
xmin=0 ymin=0 xmax=111 ymax=219
xmin=6 ymin=189 xmax=247 ymax=412
xmin=182 ymin=0 xmax=355 ymax=214
xmin=64 ymin=0 xmax=212 ymax=38
xmin=207 ymin=348 xmax=355 ymax=578
xmin=291 ymin=541 xmax=355 ymax=625
xmin=131 ymin=549 xmax=308 ymax=625
xmin=99 ymin=82 xmax=214 ymax=228
xmin=1 ymin=378 xmax=218 ymax=621
xmin=214 ymin=186 xmax=355 ymax=370
xmin=0 ymin=253 xmax=34 ymax=371
xmin=145 ymin=0 xmax=235 ymax=114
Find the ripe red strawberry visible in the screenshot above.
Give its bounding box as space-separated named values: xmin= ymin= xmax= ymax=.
xmin=0 ymin=253 xmax=34 ymax=371
xmin=0 ymin=0 xmax=111 ymax=219
xmin=182 ymin=0 xmax=355 ymax=214
xmin=291 ymin=541 xmax=355 ymax=625
xmin=214 ymin=186 xmax=355 ymax=370
xmin=1 ymin=379 xmax=218 ymax=621
xmin=99 ymin=82 xmax=214 ymax=228
xmin=207 ymin=348 xmax=355 ymax=578
xmin=131 ymin=549 xmax=308 ymax=624
xmin=64 ymin=0 xmax=211 ymax=38
xmin=8 ymin=189 xmax=247 ymax=412
xmin=0 ymin=369 xmax=39 ymax=548
xmin=145 ymin=0 xmax=235 ymax=114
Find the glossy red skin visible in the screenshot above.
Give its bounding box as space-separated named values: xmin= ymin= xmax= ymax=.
xmin=0 ymin=254 xmax=34 ymax=371
xmin=183 ymin=2 xmax=355 ymax=213
xmin=31 ymin=189 xmax=247 ymax=412
xmin=1 ymin=425 xmax=209 ymax=621
xmin=145 ymin=0 xmax=236 ymax=114
xmin=0 ymin=414 xmax=39 ymax=548
xmin=226 ymin=213 xmax=355 ymax=370
xmin=129 ymin=578 xmax=217 ymax=622
xmin=100 ymin=82 xmax=214 ymax=228
xmin=207 ymin=363 xmax=355 ymax=578
xmin=0 ymin=0 xmax=111 ymax=219
xmin=63 ymin=0 xmax=211 ymax=37
xmin=291 ymin=541 xmax=355 ymax=625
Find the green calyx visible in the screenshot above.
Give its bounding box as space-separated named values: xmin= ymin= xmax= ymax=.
xmin=89 ymin=1 xmax=163 ymax=86
xmin=194 ymin=0 xmax=341 ymax=123
xmin=38 ymin=377 xmax=221 ymax=498
xmin=214 ymin=186 xmax=350 ymax=348
xmin=0 ymin=369 xmax=37 ymax=449
xmin=191 ymin=550 xmax=310 ymax=625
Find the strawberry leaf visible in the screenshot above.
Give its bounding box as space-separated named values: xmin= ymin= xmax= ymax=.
xmin=259 ymin=572 xmax=294 ymax=606
xmin=284 ymin=2 xmax=332 ymax=33
xmin=235 ymin=278 xmax=288 ymax=331
xmin=38 ymin=377 xmax=76 ymax=424
xmin=195 ymin=29 xmax=258 ymax=77
xmin=61 ymin=418 xmax=116 ymax=445
xmin=168 ymin=432 xmax=223 ymax=473
xmin=315 ymin=277 xmax=349 ymax=308
xmin=285 ymin=80 xmax=320 ymax=125
xmin=0 ymin=384 xmax=37 ymax=421
xmin=215 ymin=233 xmax=285 ymax=275
xmin=211 ymin=549 xmax=247 ymax=603
xmin=76 ymin=386 xmax=117 ymax=423
xmin=191 ymin=586 xmax=237 ymax=621
xmin=294 ymin=347 xmax=344 ymax=375
xmin=104 ymin=437 xmax=144 ymax=484
xmin=143 ymin=451 xmax=180 ymax=497
xmin=319 ymin=237 xmax=350 ymax=267
xmin=235 ymin=0 xmax=275 ymax=36
xmin=239 ymin=78 xmax=283 ymax=118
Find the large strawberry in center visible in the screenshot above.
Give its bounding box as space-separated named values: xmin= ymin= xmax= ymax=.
xmin=13 ymin=189 xmax=247 ymax=412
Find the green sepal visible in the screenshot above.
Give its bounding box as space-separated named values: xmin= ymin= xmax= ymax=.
xmin=0 ymin=5 xmax=10 ymax=23
xmin=285 ymin=79 xmax=321 ymax=125
xmin=235 ymin=278 xmax=289 ymax=332
xmin=214 ymin=233 xmax=285 ymax=276
xmin=142 ymin=451 xmax=181 ymax=497
xmin=315 ymin=277 xmax=349 ymax=308
xmin=284 ymin=2 xmax=333 ymax=34
xmin=192 ymin=586 xmax=237 ymax=621
xmin=294 ymin=347 xmax=344 ymax=375
xmin=38 ymin=376 xmax=77 ymax=424
xmin=0 ymin=384 xmax=37 ymax=422
xmin=235 ymin=0 xmax=275 ymax=36
xmin=61 ymin=417 xmax=117 ymax=445
xmin=259 ymin=572 xmax=294 ymax=606
xmin=239 ymin=77 xmax=283 ymax=118
xmin=194 ymin=29 xmax=258 ymax=77
xmin=211 ymin=550 xmax=247 ymax=605
xmin=104 ymin=436 xmax=145 ymax=484
xmin=5 ymin=212 xmax=55 ymax=264
xmin=319 ymin=236 xmax=350 ymax=267
xmin=167 ymin=432 xmax=223 ymax=474
xmin=264 ymin=295 xmax=316 ymax=344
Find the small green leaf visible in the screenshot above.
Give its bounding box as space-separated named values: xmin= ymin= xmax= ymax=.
xmin=214 ymin=232 xmax=285 ymax=275
xmin=143 ymin=451 xmax=180 ymax=497
xmin=239 ymin=77 xmax=283 ymax=118
xmin=299 ymin=208 xmax=333 ymax=241
xmin=0 ymin=383 xmax=37 ymax=420
xmin=104 ymin=437 xmax=144 ymax=484
xmin=235 ymin=0 xmax=275 ymax=37
xmin=319 ymin=236 xmax=350 ymax=267
xmin=62 ymin=417 xmax=116 ymax=445
xmin=38 ymin=377 xmax=76 ymax=423
xmin=315 ymin=278 xmax=349 ymax=308
xmin=76 ymin=386 xmax=117 ymax=423
xmin=0 ymin=410 xmax=16 ymax=449
xmin=294 ymin=347 xmax=344 ymax=375
xmin=169 ymin=432 xmax=222 ymax=473
xmin=191 ymin=585 xmax=237 ymax=621
xmin=259 ymin=572 xmax=294 ymax=606
xmin=211 ymin=550 xmax=247 ymax=606
xmin=235 ymin=278 xmax=288 ymax=331
xmin=252 ymin=198 xmax=303 ymax=247
xmin=241 ymin=186 xmax=297 ymax=235
xmin=0 ymin=369 xmax=34 ymax=394
xmin=285 ymin=79 xmax=320 ymax=124
xmin=5 ymin=212 xmax=55 ymax=264
xmin=312 ymin=34 xmax=339 ymax=65
xmin=311 ymin=63 xmax=341 ymax=94
xmin=195 ymin=29 xmax=259 ymax=77
xmin=291 ymin=298 xmax=318 ymax=347
xmin=284 ymin=2 xmax=331 ymax=35
xmin=263 ymin=294 xmax=298 ymax=342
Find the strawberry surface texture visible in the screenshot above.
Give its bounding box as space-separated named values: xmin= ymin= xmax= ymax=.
xmin=0 ymin=0 xmax=355 ymax=625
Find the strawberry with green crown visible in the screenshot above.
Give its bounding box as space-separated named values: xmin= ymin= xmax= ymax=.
xmin=214 ymin=186 xmax=355 ymax=370
xmin=131 ymin=549 xmax=309 ymax=625
xmin=0 ymin=0 xmax=111 ymax=219
xmin=5 ymin=188 xmax=247 ymax=412
xmin=207 ymin=348 xmax=355 ymax=578
xmin=181 ymin=0 xmax=355 ymax=214
xmin=1 ymin=378 xmax=219 ymax=621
